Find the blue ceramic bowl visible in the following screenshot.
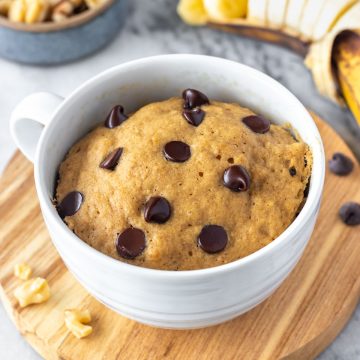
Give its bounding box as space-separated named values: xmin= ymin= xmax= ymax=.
xmin=0 ymin=0 xmax=128 ymax=65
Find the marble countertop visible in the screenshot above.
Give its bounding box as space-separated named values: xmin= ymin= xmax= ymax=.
xmin=0 ymin=0 xmax=359 ymax=358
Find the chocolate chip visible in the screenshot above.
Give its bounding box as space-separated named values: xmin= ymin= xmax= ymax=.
xmin=116 ymin=228 xmax=146 ymax=259
xmin=57 ymin=191 xmax=83 ymax=219
xmin=242 ymin=115 xmax=270 ymax=134
xmin=329 ymin=153 xmax=354 ymax=176
xmin=339 ymin=202 xmax=360 ymax=226
xmin=182 ymin=89 xmax=209 ymax=109
xmin=223 ymin=165 xmax=250 ymax=192
xmin=289 ymin=167 xmax=297 ymax=176
xmin=163 ymin=141 xmax=191 ymax=162
xmin=99 ymin=148 xmax=123 ymax=170
xmin=144 ymin=196 xmax=171 ymax=224
xmin=198 ymin=225 xmax=228 ymax=253
xmin=104 ymin=105 xmax=128 ymax=128
xmin=182 ymin=107 xmax=205 ymax=126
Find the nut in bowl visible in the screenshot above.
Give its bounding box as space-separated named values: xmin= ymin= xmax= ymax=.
xmin=10 ymin=55 xmax=325 ymax=329
xmin=0 ymin=0 xmax=128 ymax=64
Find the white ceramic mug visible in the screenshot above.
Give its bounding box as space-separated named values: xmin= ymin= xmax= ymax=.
xmin=10 ymin=55 xmax=325 ymax=329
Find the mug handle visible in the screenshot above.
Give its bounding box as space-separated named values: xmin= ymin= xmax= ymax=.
xmin=10 ymin=92 xmax=64 ymax=163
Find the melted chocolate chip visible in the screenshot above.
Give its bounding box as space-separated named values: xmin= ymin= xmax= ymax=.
xmin=242 ymin=115 xmax=270 ymax=134
xmin=339 ymin=202 xmax=360 ymax=226
xmin=223 ymin=165 xmax=250 ymax=192
xmin=144 ymin=196 xmax=171 ymax=224
xmin=57 ymin=191 xmax=83 ymax=219
xmin=289 ymin=167 xmax=297 ymax=176
xmin=329 ymin=153 xmax=354 ymax=176
xmin=182 ymin=107 xmax=205 ymax=127
xmin=198 ymin=225 xmax=228 ymax=254
xmin=182 ymin=89 xmax=209 ymax=109
xmin=99 ymin=148 xmax=123 ymax=170
xmin=116 ymin=228 xmax=146 ymax=259
xmin=104 ymin=105 xmax=128 ymax=128
xmin=163 ymin=141 xmax=191 ymax=162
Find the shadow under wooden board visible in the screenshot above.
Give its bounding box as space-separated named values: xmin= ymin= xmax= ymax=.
xmin=0 ymin=115 xmax=359 ymax=360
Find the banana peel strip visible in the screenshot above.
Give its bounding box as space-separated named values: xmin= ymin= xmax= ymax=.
xmin=305 ymin=2 xmax=360 ymax=106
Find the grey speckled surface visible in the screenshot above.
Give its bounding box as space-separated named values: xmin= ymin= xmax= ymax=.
xmin=0 ymin=0 xmax=359 ymax=359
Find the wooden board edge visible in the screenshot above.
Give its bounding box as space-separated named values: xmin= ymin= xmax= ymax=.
xmin=284 ymin=282 xmax=360 ymax=359
xmin=0 ymin=282 xmax=59 ymax=360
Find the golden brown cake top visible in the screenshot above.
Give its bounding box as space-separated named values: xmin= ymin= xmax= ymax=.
xmin=56 ymin=90 xmax=312 ymax=270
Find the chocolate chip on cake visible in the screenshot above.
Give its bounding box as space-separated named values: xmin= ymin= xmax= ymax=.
xmin=99 ymin=148 xmax=123 ymax=170
xmin=182 ymin=107 xmax=205 ymax=127
xmin=104 ymin=105 xmax=128 ymax=128
xmin=289 ymin=167 xmax=297 ymax=176
xmin=339 ymin=202 xmax=360 ymax=226
xmin=144 ymin=196 xmax=171 ymax=224
xmin=163 ymin=141 xmax=191 ymax=162
xmin=223 ymin=165 xmax=250 ymax=192
xmin=242 ymin=115 xmax=270 ymax=134
xmin=182 ymin=89 xmax=209 ymax=109
xmin=57 ymin=191 xmax=83 ymax=219
xmin=198 ymin=225 xmax=228 ymax=253
xmin=116 ymin=228 xmax=146 ymax=259
xmin=328 ymin=153 xmax=354 ymax=176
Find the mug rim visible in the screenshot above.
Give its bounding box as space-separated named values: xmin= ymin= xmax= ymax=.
xmin=34 ymin=54 xmax=325 ymax=279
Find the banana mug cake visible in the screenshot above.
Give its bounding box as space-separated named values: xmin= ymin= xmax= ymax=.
xmin=55 ymin=89 xmax=312 ymax=270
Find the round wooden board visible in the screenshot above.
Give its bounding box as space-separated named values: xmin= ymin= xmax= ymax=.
xmin=0 ymin=115 xmax=359 ymax=360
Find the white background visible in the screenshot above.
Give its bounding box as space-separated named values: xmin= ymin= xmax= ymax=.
xmin=1 ymin=1 xmax=359 ymax=359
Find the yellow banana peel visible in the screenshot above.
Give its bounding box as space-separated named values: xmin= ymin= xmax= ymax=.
xmin=177 ymin=0 xmax=360 ymax=125
xmin=334 ymin=30 xmax=360 ymax=125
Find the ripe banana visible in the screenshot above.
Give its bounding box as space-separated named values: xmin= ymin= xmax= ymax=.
xmin=177 ymin=0 xmax=360 ymax=124
xmin=298 ymin=0 xmax=328 ymax=40
xmin=204 ymin=0 xmax=247 ymax=21
xmin=284 ymin=0 xmax=308 ymax=36
xmin=334 ymin=30 xmax=360 ymax=125
xmin=312 ymin=0 xmax=357 ymax=41
xmin=248 ymin=0 xmax=267 ymax=25
xmin=267 ymin=0 xmax=287 ymax=28
xmin=305 ymin=1 xmax=360 ymax=104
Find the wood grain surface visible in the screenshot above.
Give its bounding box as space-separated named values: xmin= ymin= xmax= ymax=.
xmin=0 ymin=115 xmax=359 ymax=360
